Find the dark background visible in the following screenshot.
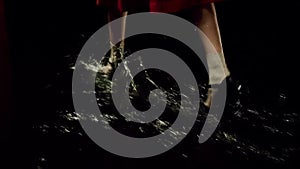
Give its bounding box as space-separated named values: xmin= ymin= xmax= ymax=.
xmin=1 ymin=0 xmax=300 ymax=168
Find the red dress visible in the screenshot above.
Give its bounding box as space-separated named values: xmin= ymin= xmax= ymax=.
xmin=97 ymin=0 xmax=222 ymax=13
xmin=150 ymin=0 xmax=222 ymax=13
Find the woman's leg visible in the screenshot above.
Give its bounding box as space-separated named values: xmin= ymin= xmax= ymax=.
xmin=107 ymin=10 xmax=128 ymax=68
xmin=103 ymin=0 xmax=148 ymax=73
xmin=100 ymin=0 xmax=128 ymax=74
xmin=191 ymin=3 xmax=230 ymax=106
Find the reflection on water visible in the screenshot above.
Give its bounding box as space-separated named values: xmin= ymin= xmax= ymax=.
xmin=32 ymin=47 xmax=299 ymax=169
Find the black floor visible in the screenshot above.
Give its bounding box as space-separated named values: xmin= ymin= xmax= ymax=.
xmin=4 ymin=0 xmax=300 ymax=168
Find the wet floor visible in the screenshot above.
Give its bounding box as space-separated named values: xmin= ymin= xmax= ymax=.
xmin=5 ymin=1 xmax=300 ymax=169
xmin=27 ymin=35 xmax=299 ymax=169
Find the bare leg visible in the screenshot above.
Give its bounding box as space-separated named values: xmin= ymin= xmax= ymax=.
xmin=191 ymin=3 xmax=230 ymax=106
xmin=107 ymin=11 xmax=127 ymax=53
xmin=101 ymin=6 xmax=128 ymax=74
